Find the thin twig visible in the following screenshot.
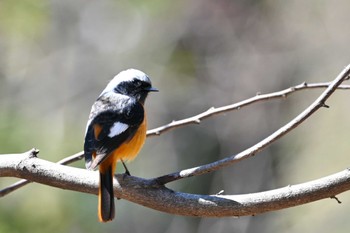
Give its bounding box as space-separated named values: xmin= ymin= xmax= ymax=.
xmin=155 ymin=65 xmax=350 ymax=184
xmin=147 ymin=82 xmax=350 ymax=137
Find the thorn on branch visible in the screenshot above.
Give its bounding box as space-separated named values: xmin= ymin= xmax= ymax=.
xmin=256 ymin=92 xmax=261 ymax=96
xmin=330 ymin=196 xmax=342 ymax=204
xmin=194 ymin=119 xmax=201 ymax=124
xmin=207 ymin=107 xmax=215 ymax=112
xmin=215 ymin=190 xmax=225 ymax=195
xmin=28 ymin=148 xmax=40 ymax=158
xmin=321 ymin=103 xmax=330 ymax=108
xmin=301 ymin=81 xmax=307 ymax=87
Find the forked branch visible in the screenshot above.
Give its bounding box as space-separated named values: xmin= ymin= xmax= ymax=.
xmin=155 ymin=65 xmax=350 ymax=184
xmin=1 ymin=150 xmax=350 ymax=217
xmin=1 ymin=65 xmax=350 ymax=213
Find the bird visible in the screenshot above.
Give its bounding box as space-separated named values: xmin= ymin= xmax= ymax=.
xmin=84 ymin=69 xmax=158 ymax=222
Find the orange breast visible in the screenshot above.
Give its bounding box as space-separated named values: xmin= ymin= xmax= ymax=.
xmin=96 ymin=115 xmax=147 ymax=175
xmin=110 ymin=117 xmax=147 ymax=162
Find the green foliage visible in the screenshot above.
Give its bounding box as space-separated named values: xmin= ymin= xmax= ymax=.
xmin=0 ymin=0 xmax=48 ymax=41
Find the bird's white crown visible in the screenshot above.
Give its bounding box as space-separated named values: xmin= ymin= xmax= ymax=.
xmin=100 ymin=69 xmax=151 ymax=96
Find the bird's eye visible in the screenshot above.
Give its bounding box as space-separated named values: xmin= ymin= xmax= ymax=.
xmin=133 ymin=79 xmax=142 ymax=88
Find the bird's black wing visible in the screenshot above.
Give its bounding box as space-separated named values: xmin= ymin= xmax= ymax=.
xmin=84 ymin=100 xmax=144 ymax=170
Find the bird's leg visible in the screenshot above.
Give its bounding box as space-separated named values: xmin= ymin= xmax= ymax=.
xmin=120 ymin=159 xmax=131 ymax=176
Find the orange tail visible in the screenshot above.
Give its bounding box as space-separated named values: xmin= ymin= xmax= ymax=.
xmin=98 ymin=165 xmax=115 ymax=222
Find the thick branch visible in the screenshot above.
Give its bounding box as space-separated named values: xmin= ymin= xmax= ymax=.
xmin=0 ymin=151 xmax=84 ymax=197
xmin=1 ymin=71 xmax=350 ymax=197
xmin=1 ymin=150 xmax=350 ymax=217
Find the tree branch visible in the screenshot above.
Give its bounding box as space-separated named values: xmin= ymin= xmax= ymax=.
xmin=147 ymin=81 xmax=350 ymax=137
xmin=0 ymin=151 xmax=84 ymax=197
xmin=1 ymin=149 xmax=350 ymax=217
xmin=1 ymin=66 xmax=350 ymax=217
xmin=1 ymin=68 xmax=350 ymax=197
xmin=155 ymin=64 xmax=350 ymax=184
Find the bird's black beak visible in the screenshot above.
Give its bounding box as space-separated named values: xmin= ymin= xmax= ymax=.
xmin=146 ymin=86 xmax=159 ymax=92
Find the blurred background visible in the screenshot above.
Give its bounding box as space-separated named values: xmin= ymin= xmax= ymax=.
xmin=1 ymin=0 xmax=350 ymax=232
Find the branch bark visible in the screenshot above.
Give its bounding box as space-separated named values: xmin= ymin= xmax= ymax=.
xmin=0 ymin=151 xmax=84 ymax=197
xmin=1 ymin=149 xmax=350 ymax=217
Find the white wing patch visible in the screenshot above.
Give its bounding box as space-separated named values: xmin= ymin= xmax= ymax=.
xmin=108 ymin=122 xmax=129 ymax=138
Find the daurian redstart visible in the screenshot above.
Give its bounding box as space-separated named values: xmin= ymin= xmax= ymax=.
xmin=84 ymin=69 xmax=158 ymax=222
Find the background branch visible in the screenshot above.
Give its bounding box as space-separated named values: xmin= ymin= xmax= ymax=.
xmin=155 ymin=65 xmax=350 ymax=184
xmin=1 ymin=150 xmax=350 ymax=217
xmin=147 ymin=81 xmax=350 ymax=137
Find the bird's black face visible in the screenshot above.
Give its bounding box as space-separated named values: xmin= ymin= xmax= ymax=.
xmin=115 ymin=78 xmax=158 ymax=103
